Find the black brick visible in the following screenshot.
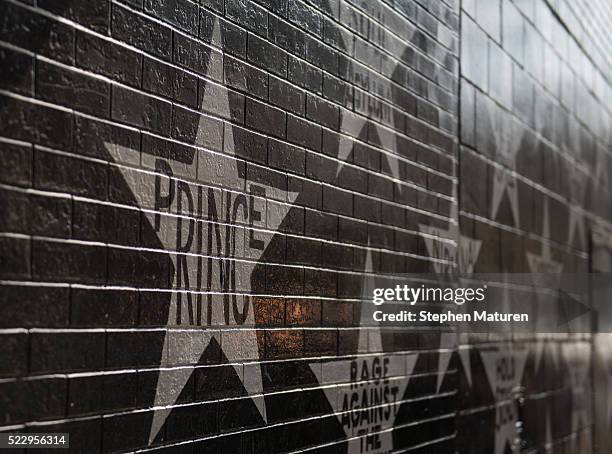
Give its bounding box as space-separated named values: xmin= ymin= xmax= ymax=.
xmin=0 ymin=377 xmax=67 ymax=424
xmin=0 ymin=96 xmax=73 ymax=149
xmin=246 ymin=98 xmax=286 ymax=138
xmin=143 ymin=57 xmax=199 ymax=107
xmin=306 ymin=95 xmax=340 ymax=130
xmin=248 ymin=34 xmax=287 ymax=76
xmin=32 ymin=240 xmax=107 ymax=283
xmin=0 ymin=0 xmax=606 ymax=450
xmin=34 ymin=150 xmax=107 ymax=199
xmin=288 ymin=116 xmax=322 ymax=151
xmin=286 ymin=236 xmax=320 ymax=265
xmin=305 ymin=209 xmax=337 ymax=240
xmin=30 ymin=331 xmax=105 ymax=373
xmin=0 ymin=188 xmax=71 ymax=238
xmin=288 ymin=56 xmax=322 ymax=93
xmin=226 ymin=0 xmax=268 ymax=35
xmin=0 ymin=141 xmax=32 ymax=187
xmin=0 ymin=2 xmax=75 ymax=64
xmin=269 ymin=139 xmax=305 ymax=174
xmin=174 ymin=33 xmax=223 ymax=79
xmin=269 ymin=76 xmax=305 ymax=115
xmin=77 ymin=32 xmax=142 ymax=86
xmin=111 ymin=4 xmax=172 ymax=58
xmin=200 ymin=11 xmax=246 ymax=56
xmin=102 ymin=410 xmax=156 ymax=452
xmin=224 ymin=56 xmax=268 ymax=99
xmin=112 ymin=85 xmax=172 ymax=134
xmin=0 ymin=46 xmax=33 ymax=95
xmin=108 ymin=247 xmax=171 ymax=287
xmin=38 ymin=418 xmax=102 ymax=453
xmin=106 ymin=330 xmax=166 ymax=368
xmin=74 ymin=115 xmax=141 ymax=164
xmin=37 ymin=61 xmax=110 ymax=117
xmin=0 ymin=332 xmax=27 ymax=377
xmin=71 ymin=288 xmax=138 ymax=327
xmin=38 ymin=0 xmax=109 ymax=33
xmin=144 ymin=0 xmax=198 ymax=34
xmin=0 ymin=285 xmax=69 ymax=328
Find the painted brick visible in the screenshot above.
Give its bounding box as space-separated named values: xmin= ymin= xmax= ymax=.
xmin=0 ymin=0 xmax=609 ymax=452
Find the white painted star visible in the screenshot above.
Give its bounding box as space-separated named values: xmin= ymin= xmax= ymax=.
xmin=487 ymin=102 xmax=522 ymax=227
xmin=333 ymin=29 xmax=407 ymax=186
xmin=106 ymin=18 xmax=302 ymax=443
xmin=480 ymin=345 xmax=528 ymax=454
xmin=419 ymin=186 xmax=480 ymax=391
xmin=561 ymin=342 xmax=591 ymax=452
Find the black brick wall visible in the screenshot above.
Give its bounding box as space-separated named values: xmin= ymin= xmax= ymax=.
xmin=0 ymin=0 xmax=611 ymax=452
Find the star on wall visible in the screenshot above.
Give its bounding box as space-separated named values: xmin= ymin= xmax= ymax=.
xmin=481 ymin=345 xmax=528 ymax=454
xmin=561 ymin=342 xmax=591 ymax=452
xmin=419 ymin=185 xmax=481 ymax=276
xmin=106 ymin=18 xmax=302 ymax=444
xmin=310 ymin=249 xmax=417 ymax=453
xmin=487 ymin=102 xmax=523 ymax=227
xmin=420 ymin=186 xmax=480 ymax=391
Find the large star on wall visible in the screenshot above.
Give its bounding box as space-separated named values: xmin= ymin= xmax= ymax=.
xmin=486 ymin=101 xmax=523 ymax=227
xmin=526 ymin=198 xmax=563 ymax=276
xmin=106 ymin=18 xmax=301 ymax=443
xmin=309 ymin=249 xmax=417 ymax=453
xmin=419 ymin=185 xmax=481 ymax=392
xmin=481 ymin=345 xmax=528 ymax=454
